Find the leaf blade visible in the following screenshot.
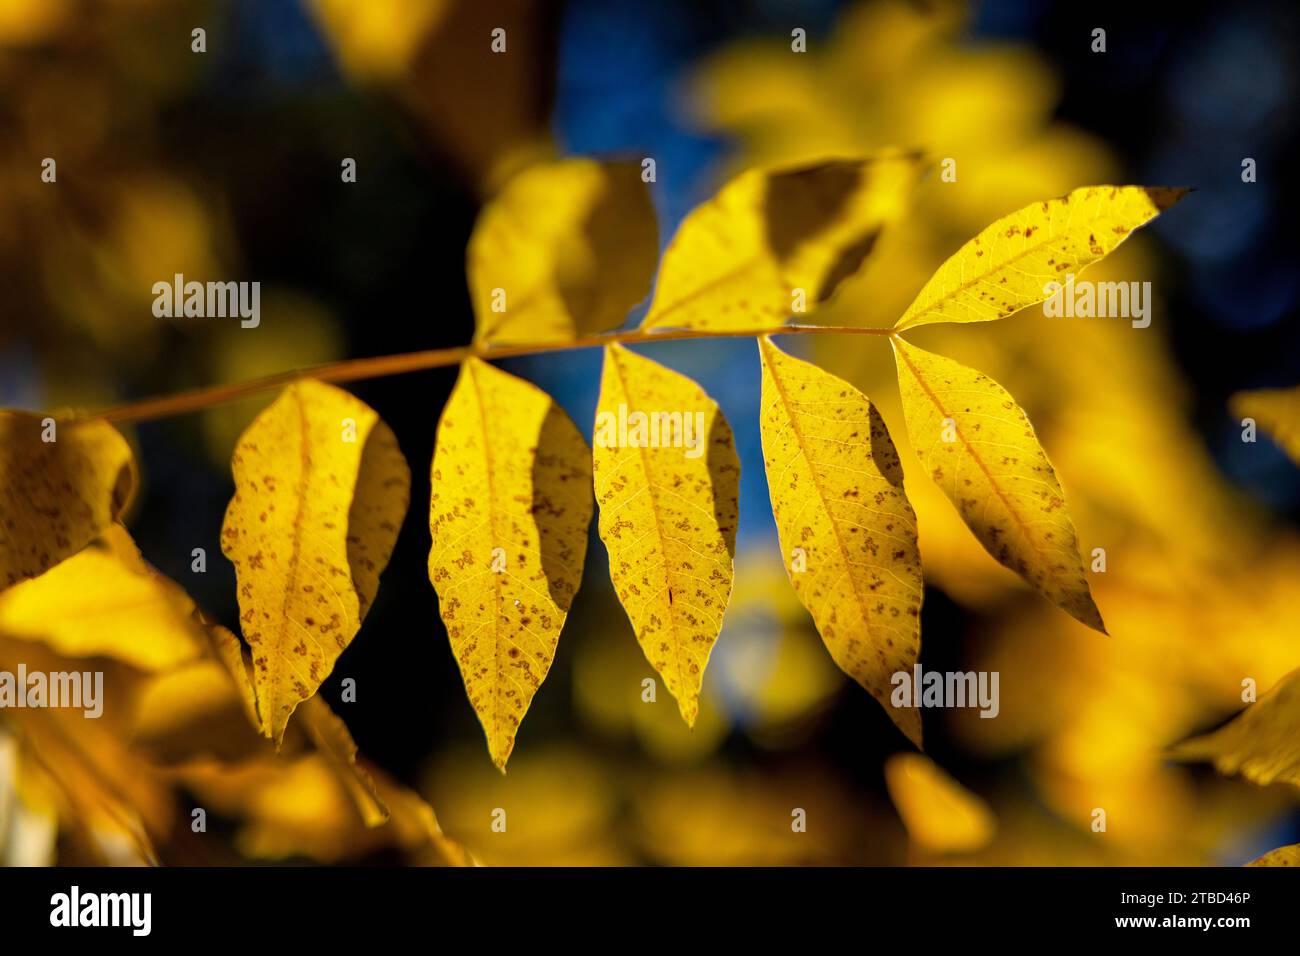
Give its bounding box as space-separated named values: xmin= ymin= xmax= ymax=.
xmin=1247 ymin=844 xmax=1300 ymax=867
xmin=0 ymin=524 xmax=206 ymax=670
xmin=1171 ymin=667 xmax=1300 ymax=789
xmin=428 ymin=358 xmax=593 ymax=770
xmin=0 ymin=413 xmax=136 ymax=590
xmin=884 ymin=753 xmax=996 ymax=854
xmin=1231 ymin=385 xmax=1300 ymax=466
xmin=758 ymin=337 xmax=923 ymax=744
xmin=469 ymin=158 xmax=658 ymax=346
xmin=220 ymin=380 xmax=410 ymax=745
xmin=892 ymin=337 xmax=1104 ymax=632
xmin=642 ymin=154 xmax=920 ymax=331
xmin=892 ymin=185 xmax=1187 ymax=331
xmin=593 ymin=344 xmax=739 ymax=725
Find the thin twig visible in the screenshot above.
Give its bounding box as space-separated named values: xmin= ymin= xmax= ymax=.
xmin=89 ymin=323 xmax=899 ymax=424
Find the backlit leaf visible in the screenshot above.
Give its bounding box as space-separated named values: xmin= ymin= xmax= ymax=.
xmin=1247 ymin=844 xmax=1300 ymax=867
xmin=469 ymin=158 xmax=657 ymax=346
xmin=593 ymin=344 xmax=739 ymax=725
xmin=892 ymin=337 xmax=1104 ymax=632
xmin=178 ymin=749 xmax=472 ymax=865
xmin=130 ymin=658 xmax=267 ymax=765
xmin=298 ymin=695 xmax=389 ymax=827
xmin=1171 ymin=668 xmax=1300 ymax=790
xmin=221 ymin=380 xmax=410 ymax=745
xmin=885 ymin=753 xmax=996 ymax=853
xmin=0 ymin=412 xmax=135 ymax=589
xmin=429 ymin=358 xmax=593 ymax=770
xmin=210 ymin=623 xmax=263 ymax=733
xmin=641 ymin=154 xmax=920 ymax=331
xmin=757 ymin=337 xmax=923 ymax=744
xmin=1231 ymin=385 xmax=1300 ymax=466
xmin=0 ymin=524 xmax=206 ymax=670
xmin=892 ymin=186 xmax=1186 ymax=331
xmin=306 ymin=0 xmax=555 ymax=196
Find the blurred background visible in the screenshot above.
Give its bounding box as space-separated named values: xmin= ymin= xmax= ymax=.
xmin=1 ymin=0 xmax=1298 ymax=865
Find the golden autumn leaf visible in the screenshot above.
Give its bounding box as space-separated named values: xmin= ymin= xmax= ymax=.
xmin=0 ymin=412 xmax=136 ymax=589
xmin=209 ymin=623 xmax=263 ymax=733
xmin=891 ymin=186 xmax=1187 ymax=331
xmin=221 ymin=380 xmax=410 ymax=745
xmin=0 ymin=638 xmax=174 ymax=865
xmin=298 ymin=694 xmax=389 ymax=827
xmin=129 ymin=658 xmax=268 ymax=765
xmin=429 ymin=358 xmax=593 ymax=770
xmin=641 ymin=154 xmax=920 ymax=331
xmin=885 ymin=753 xmax=996 ymax=854
xmin=0 ymin=524 xmax=206 ymax=670
xmin=1232 ymin=385 xmax=1300 ymax=466
xmin=469 ymin=158 xmax=658 ymax=346
xmin=757 ymin=337 xmax=923 ymax=745
xmin=1247 ymin=844 xmax=1300 ymax=867
xmin=425 ymin=745 xmax=622 ymax=865
xmin=310 ymin=0 xmax=557 ymax=195
xmin=1171 ymin=668 xmax=1300 ymax=789
xmin=177 ymin=750 xmax=471 ymax=865
xmin=593 ymin=344 xmax=739 ymax=726
xmin=892 ymin=337 xmax=1104 ymax=632
xmin=305 ymin=0 xmax=449 ymax=81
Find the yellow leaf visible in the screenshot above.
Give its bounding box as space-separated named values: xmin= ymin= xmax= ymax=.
xmin=179 ymin=751 xmax=471 ymax=865
xmin=892 ymin=337 xmax=1105 ymax=632
xmin=305 ymin=0 xmax=450 ymax=81
xmin=128 ymin=619 xmax=265 ymax=760
xmin=884 ymin=753 xmax=996 ymax=854
xmin=129 ymin=658 xmax=267 ymax=765
xmin=641 ymin=154 xmax=920 ymax=331
xmin=1231 ymin=385 xmax=1300 ymax=466
xmin=758 ymin=337 xmax=923 ymax=744
xmin=209 ymin=624 xmax=263 ymax=733
xmin=1171 ymin=668 xmax=1300 ymax=789
xmin=0 ymin=524 xmax=206 ymax=670
xmin=0 ymin=412 xmax=135 ymax=589
xmin=310 ymin=0 xmax=556 ymax=194
xmin=892 ymin=185 xmax=1186 ymax=331
xmin=593 ymin=344 xmax=739 ymax=725
xmin=221 ymin=380 xmax=410 ymax=745
xmin=1247 ymin=844 xmax=1300 ymax=867
xmin=298 ymin=695 xmax=389 ymax=827
xmin=429 ymin=358 xmax=593 ymax=770
xmin=469 ymin=158 xmax=657 ymax=346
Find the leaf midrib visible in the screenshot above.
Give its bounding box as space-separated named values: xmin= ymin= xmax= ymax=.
xmin=762 ymin=342 xmax=881 ymax=649
xmin=605 ymin=347 xmax=690 ymax=705
xmin=467 ymin=360 xmax=509 ymax=754
xmin=894 ymin=343 xmax=1070 ymax=597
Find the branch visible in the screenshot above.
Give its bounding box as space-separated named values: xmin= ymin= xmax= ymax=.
xmin=88 ymin=323 xmax=898 ymax=424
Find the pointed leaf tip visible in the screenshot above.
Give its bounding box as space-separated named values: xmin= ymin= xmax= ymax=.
xmin=758 ymin=337 xmax=924 ymax=745
xmin=429 ymin=358 xmax=593 ymax=769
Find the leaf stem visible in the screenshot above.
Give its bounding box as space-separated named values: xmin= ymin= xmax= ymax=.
xmin=89 ymin=324 xmax=899 ymax=424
